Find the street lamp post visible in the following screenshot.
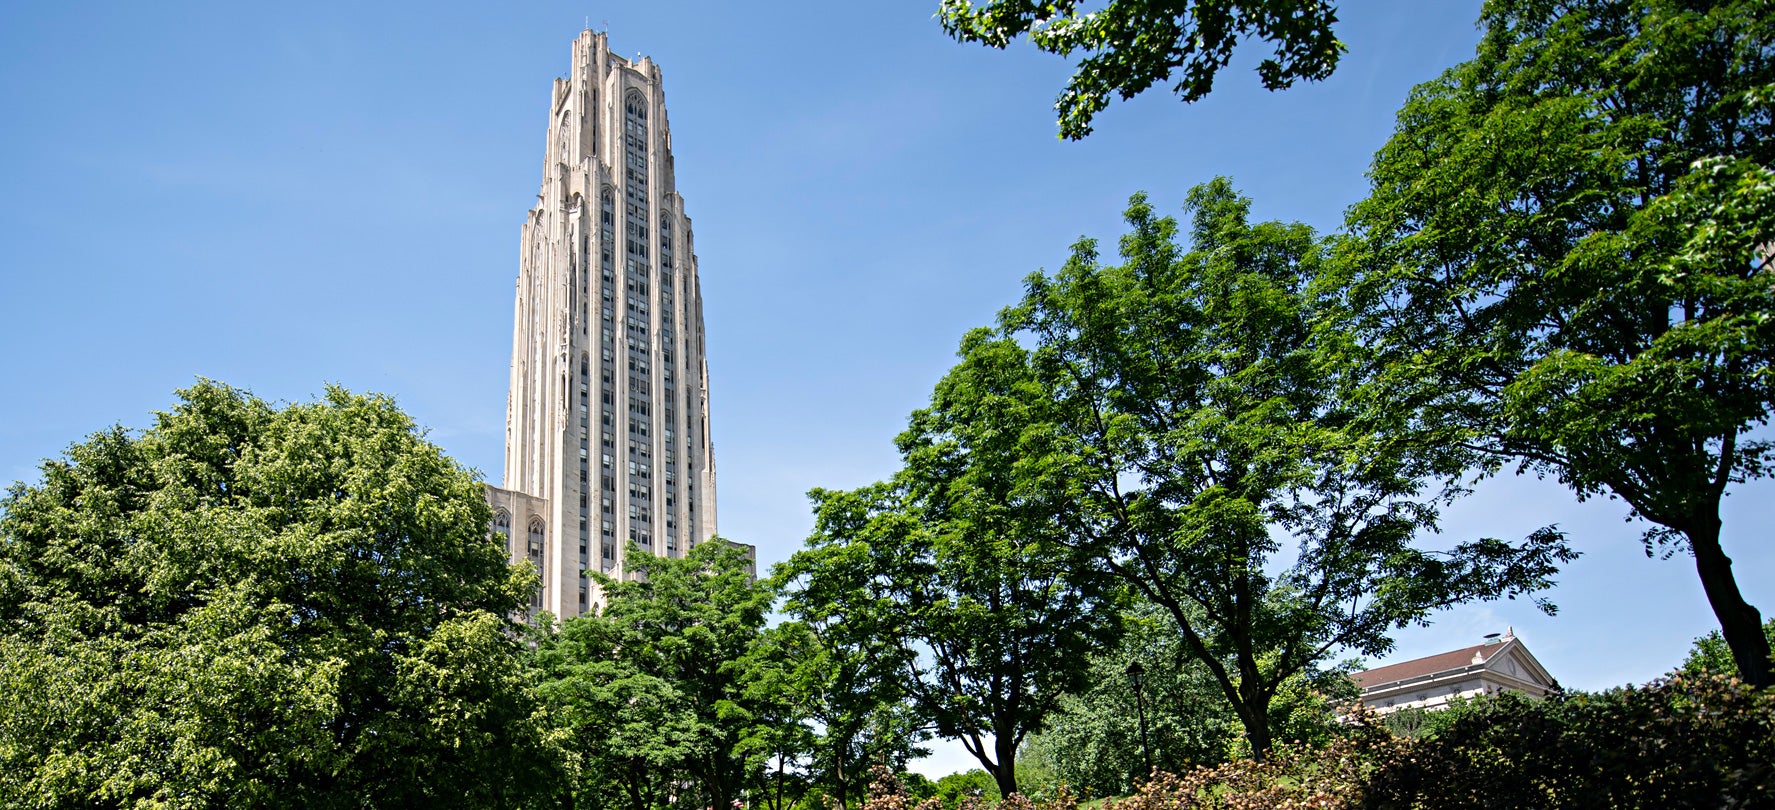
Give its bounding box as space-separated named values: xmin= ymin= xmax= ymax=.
xmin=1124 ymin=660 xmax=1153 ymax=778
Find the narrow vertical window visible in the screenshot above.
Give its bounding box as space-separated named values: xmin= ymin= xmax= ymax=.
xmin=527 ymin=518 xmax=546 ymax=609
xmin=492 ymin=509 xmax=512 ymax=554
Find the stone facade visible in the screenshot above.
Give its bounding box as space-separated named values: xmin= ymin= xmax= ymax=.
xmin=487 ymin=30 xmax=749 ymax=619
xmin=1355 ymin=629 xmax=1557 ymax=714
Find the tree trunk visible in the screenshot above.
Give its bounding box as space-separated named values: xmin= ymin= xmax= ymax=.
xmin=833 ymin=750 xmax=848 ymax=810
xmin=990 ymin=733 xmax=1019 ymax=799
xmin=1689 ymin=516 xmax=1771 ymax=688
xmin=1150 ymin=593 xmax=1276 ymax=762
xmin=1239 ymin=701 xmax=1273 ymax=762
xmin=774 ymin=754 xmax=785 ymax=810
xmin=1232 ymin=663 xmax=1275 ymax=762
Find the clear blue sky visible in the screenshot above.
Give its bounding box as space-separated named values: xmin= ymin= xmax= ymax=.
xmin=3 ymin=0 xmax=1769 ymax=777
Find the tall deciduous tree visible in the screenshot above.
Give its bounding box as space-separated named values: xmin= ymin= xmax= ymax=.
xmin=937 ymin=0 xmax=1343 ymax=139
xmin=0 ymin=381 xmax=559 ymax=808
xmin=785 ymin=336 xmax=1123 ymax=797
xmin=1339 ymin=0 xmax=1775 ymax=686
xmin=999 ymin=180 xmax=1574 ymax=757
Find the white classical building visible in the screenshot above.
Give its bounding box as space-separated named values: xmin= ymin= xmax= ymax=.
xmin=1355 ymin=629 xmax=1557 ymax=713
xmin=486 ymin=30 xmax=752 ymax=619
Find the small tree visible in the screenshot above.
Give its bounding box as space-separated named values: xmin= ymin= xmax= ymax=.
xmin=1679 ymin=618 xmax=1775 ymax=679
xmin=1025 ymin=600 xmax=1242 ymax=796
xmin=823 ymin=629 xmax=932 ymax=810
xmin=737 ymin=621 xmax=823 ymax=810
xmin=933 ymin=770 xmax=1000 ymax=809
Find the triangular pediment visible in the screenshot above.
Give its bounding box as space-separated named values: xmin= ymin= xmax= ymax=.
xmin=1475 ymin=641 xmax=1555 ymax=688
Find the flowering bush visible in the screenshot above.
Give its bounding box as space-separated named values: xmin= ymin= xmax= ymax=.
xmin=1092 ymin=710 xmax=1399 ymax=810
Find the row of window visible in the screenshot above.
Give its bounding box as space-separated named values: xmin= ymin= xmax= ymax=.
xmin=598 ymin=188 xmax=620 ymax=570
xmin=622 ymin=84 xmax=656 ymax=548
xmin=525 ymin=95 xmax=693 ymax=565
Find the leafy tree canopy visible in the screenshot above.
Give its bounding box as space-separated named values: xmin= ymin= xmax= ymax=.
xmin=1339 ymin=0 xmax=1775 ymax=686
xmin=737 ymin=620 xmax=825 ymax=810
xmin=993 ymin=179 xmax=1574 ymax=757
xmin=534 ymin=541 xmax=774 ymax=810
xmin=1021 ymin=600 xmax=1242 ymax=796
xmin=1680 ymin=618 xmax=1775 ymax=679
xmin=768 ymin=613 xmax=930 ymax=810
xmin=937 ymin=0 xmax=1343 ymax=139
xmin=0 ymin=380 xmax=557 ymax=809
xmin=785 ymin=321 xmax=1125 ymax=797
xmin=932 ymin=769 xmax=1001 ymax=809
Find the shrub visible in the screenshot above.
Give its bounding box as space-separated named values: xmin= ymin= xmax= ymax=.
xmin=881 ymin=675 xmax=1775 ymax=810
xmin=1359 ymin=673 xmax=1775 ymax=809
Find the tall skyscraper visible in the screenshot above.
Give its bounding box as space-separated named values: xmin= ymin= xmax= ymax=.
xmin=487 ymin=30 xmax=739 ymax=618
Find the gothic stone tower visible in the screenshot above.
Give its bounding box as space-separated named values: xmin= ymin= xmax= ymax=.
xmin=486 ymin=30 xmax=733 ymax=618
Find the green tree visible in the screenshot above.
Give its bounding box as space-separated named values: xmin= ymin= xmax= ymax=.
xmin=533 ymin=613 xmax=702 ymax=810
xmin=1024 ymin=600 xmax=1240 ymax=796
xmin=994 ymin=180 xmax=1573 ymax=758
xmin=735 ymin=616 xmax=930 ymax=810
xmin=535 ymin=541 xmax=774 ymax=810
xmin=902 ymin=771 xmax=940 ymax=804
xmin=785 ymin=333 xmax=1123 ymax=797
xmin=1026 ymin=599 xmax=1353 ymax=795
xmin=1680 ymin=618 xmax=1775 ymax=679
xmin=1339 ymin=0 xmax=1775 ymax=686
xmin=789 ymin=614 xmax=930 ymax=810
xmin=937 ymin=0 xmax=1343 ymax=139
xmin=737 ymin=621 xmax=823 ymax=810
xmin=932 ymin=770 xmax=1001 ymax=809
xmin=0 ymin=381 xmax=559 ymax=808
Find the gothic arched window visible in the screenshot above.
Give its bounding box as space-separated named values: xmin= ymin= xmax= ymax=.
xmin=492 ymin=509 xmax=511 ymax=553
xmin=527 ymin=518 xmax=546 ymax=609
xmin=528 ymin=518 xmax=545 ymax=575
